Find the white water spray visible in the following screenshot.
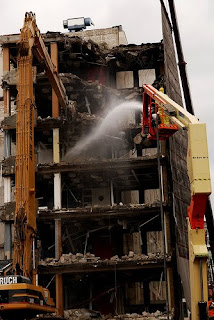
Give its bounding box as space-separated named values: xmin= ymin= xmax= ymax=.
xmin=66 ymin=101 xmax=142 ymax=158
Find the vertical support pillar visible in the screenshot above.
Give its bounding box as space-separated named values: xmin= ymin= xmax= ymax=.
xmin=161 ymin=162 xmax=175 ymax=311
xmin=51 ymin=42 xmax=64 ymax=317
xmin=56 ymin=274 xmax=64 ymax=316
xmin=3 ymin=45 xmax=12 ymax=260
xmin=3 ymin=177 xmax=11 ymax=203
xmin=159 ymin=140 xmax=175 ymax=313
xmin=110 ymin=180 xmax=114 ymax=206
xmin=4 ymin=131 xmax=11 ymax=157
xmin=55 ymin=218 xmax=62 ymax=259
xmin=54 ymin=173 xmax=61 ymax=209
xmin=53 ymin=128 xmax=60 ymax=163
xmin=51 ymin=42 xmax=59 ymax=118
xmin=4 ymin=224 xmax=12 ymax=259
xmin=55 ymin=216 xmax=63 ymax=316
xmin=167 ymin=268 xmax=175 ymax=312
xmin=89 ymin=281 xmax=93 ymax=310
xmin=143 ymin=280 xmax=150 ymax=312
xmin=3 ymin=177 xmax=12 ymax=259
xmin=3 ymin=46 xmax=10 ymax=116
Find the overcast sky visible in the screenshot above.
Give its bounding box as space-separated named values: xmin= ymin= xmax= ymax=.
xmin=1 ymin=0 xmax=214 ymax=204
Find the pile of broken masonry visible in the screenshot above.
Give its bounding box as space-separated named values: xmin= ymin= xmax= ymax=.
xmin=39 ymin=251 xmax=171 ymax=266
xmin=62 ymin=309 xmax=174 ymax=320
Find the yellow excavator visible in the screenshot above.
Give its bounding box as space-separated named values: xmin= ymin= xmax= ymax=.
xmin=0 ymin=12 xmax=70 ymax=320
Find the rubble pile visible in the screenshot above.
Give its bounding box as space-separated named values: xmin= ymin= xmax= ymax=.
xmin=39 ymin=251 xmax=171 ymax=266
xmin=62 ymin=309 xmax=174 ymax=320
xmin=40 ymin=252 xmax=99 ymax=266
xmin=107 ymin=310 xmax=173 ymax=320
xmin=64 ymin=309 xmax=101 ymax=319
xmin=111 ymin=251 xmax=169 ymax=262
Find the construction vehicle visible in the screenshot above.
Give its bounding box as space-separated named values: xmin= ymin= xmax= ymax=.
xmin=0 ymin=12 xmax=71 ymax=320
xmin=141 ymin=84 xmax=211 ymax=320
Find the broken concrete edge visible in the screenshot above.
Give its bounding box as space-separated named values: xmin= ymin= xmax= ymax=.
xmin=1 ymin=154 xmax=163 ymax=177
xmin=39 ymin=251 xmax=172 ymax=267
xmin=38 ymin=201 xmax=166 ymax=213
xmin=38 ymin=308 xmax=174 ymax=320
xmin=0 ymin=201 xmax=167 ymax=222
xmin=0 ymin=31 xmax=162 ymax=52
xmin=63 ymin=308 xmax=174 ymax=319
xmin=37 ymin=155 xmax=163 ymax=169
xmin=1 ymin=109 xmax=140 ymax=131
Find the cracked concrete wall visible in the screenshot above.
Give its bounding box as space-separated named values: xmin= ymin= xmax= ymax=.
xmin=68 ymin=26 xmax=128 ymax=49
xmin=0 ymin=47 xmax=3 ymax=98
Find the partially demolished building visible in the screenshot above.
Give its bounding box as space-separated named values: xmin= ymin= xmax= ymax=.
xmin=0 ymin=7 xmax=190 ymax=320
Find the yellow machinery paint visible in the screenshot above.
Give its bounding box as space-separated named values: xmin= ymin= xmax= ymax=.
xmin=142 ymin=84 xmax=211 ymax=320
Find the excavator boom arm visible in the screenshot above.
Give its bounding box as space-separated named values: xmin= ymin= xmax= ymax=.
xmin=14 ymin=12 xmax=69 ymax=281
xmin=21 ymin=12 xmax=68 ymax=109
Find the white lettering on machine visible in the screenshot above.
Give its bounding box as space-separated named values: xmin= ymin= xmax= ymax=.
xmin=0 ymin=276 xmax=18 ymax=285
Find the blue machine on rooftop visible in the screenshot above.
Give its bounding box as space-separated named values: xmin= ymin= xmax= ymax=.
xmin=63 ymin=17 xmax=94 ymax=32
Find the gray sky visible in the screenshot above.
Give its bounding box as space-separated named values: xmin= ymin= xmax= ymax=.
xmin=1 ymin=0 xmax=214 ymax=204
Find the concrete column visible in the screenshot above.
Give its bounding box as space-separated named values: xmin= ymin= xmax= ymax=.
xmin=161 ymin=163 xmax=175 ymax=311
xmin=51 ymin=42 xmax=63 ymax=317
xmin=54 ymin=174 xmax=63 ymax=316
xmin=54 ymin=159 xmax=63 ymax=316
xmin=89 ymin=281 xmax=93 ymax=310
xmin=51 ymin=42 xmax=59 ymax=118
xmin=53 ymin=128 xmax=60 ymax=163
xmin=55 ymin=218 xmax=62 ymax=259
xmin=3 ymin=46 xmax=10 ymax=116
xmin=56 ymin=273 xmax=63 ymax=316
xmin=4 ymin=131 xmax=11 ymax=157
xmin=3 ymin=177 xmax=11 ymax=203
xmin=54 ymin=173 xmax=61 ymax=209
xmin=110 ymin=180 xmax=114 ymax=206
xmin=3 ymin=176 xmax=12 ymax=259
xmin=3 ymin=46 xmax=12 ymax=260
xmin=167 ymin=268 xmax=175 ymax=311
xmin=4 ymin=223 xmax=12 ymax=259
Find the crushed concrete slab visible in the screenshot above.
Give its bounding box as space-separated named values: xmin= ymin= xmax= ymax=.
xmin=107 ymin=310 xmax=173 ymax=319
xmin=62 ymin=309 xmax=174 ymax=320
xmin=64 ymin=309 xmax=101 ymax=319
xmin=39 ymin=251 xmax=171 ymax=267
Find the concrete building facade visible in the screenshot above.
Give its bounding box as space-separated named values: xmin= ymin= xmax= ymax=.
xmin=0 ymin=13 xmax=190 ymax=320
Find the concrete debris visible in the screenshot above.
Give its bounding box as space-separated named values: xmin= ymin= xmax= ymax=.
xmin=39 ymin=251 xmax=171 ymax=266
xmin=38 ymin=202 xmax=164 ymax=214
xmin=62 ymin=309 xmax=174 ymax=320
xmin=107 ymin=309 xmax=173 ymax=319
xmin=64 ymin=309 xmax=101 ymax=319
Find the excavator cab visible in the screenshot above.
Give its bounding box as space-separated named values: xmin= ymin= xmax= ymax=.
xmin=0 ymin=276 xmax=55 ymax=319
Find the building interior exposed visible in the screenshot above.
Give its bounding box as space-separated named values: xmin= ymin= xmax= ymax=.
xmin=0 ymin=5 xmax=212 ymax=320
